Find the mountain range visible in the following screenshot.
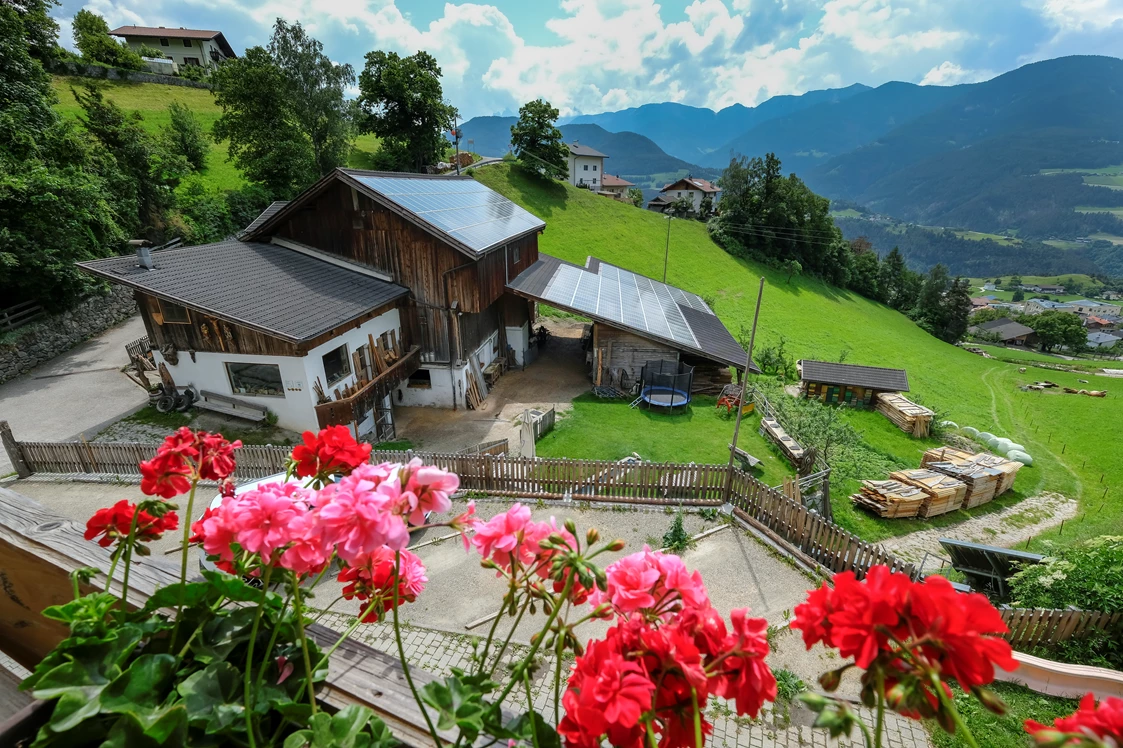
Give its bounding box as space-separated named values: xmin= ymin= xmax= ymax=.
xmin=461 ymin=55 xmax=1123 ymax=276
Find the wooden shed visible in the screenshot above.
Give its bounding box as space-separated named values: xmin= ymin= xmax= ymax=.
xmin=798 ymin=360 xmax=909 ymax=406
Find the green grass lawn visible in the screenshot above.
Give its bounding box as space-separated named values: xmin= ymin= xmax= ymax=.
xmin=830 ymin=209 xmax=862 ymax=218
xmin=952 ymin=230 xmax=1019 ymax=246
xmin=1089 ymin=232 xmax=1123 ymax=244
xmin=536 ymin=395 xmax=795 ymax=488
xmin=970 ymin=344 xmax=1121 ymax=372
xmin=1040 ymin=163 xmax=1123 ymax=175
xmin=928 ymin=683 xmax=1077 ymax=748
xmin=476 ymin=164 xmax=1123 ymax=546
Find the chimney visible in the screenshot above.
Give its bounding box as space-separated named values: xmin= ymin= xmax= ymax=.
xmin=137 ymin=246 xmax=155 ymax=270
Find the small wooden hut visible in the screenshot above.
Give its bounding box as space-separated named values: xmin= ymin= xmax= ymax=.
xmin=798 ymin=360 xmax=909 ymax=406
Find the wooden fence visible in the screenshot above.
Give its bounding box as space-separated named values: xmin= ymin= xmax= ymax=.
xmin=0 ymin=301 xmax=44 ymax=332
xmin=124 ymin=335 xmax=152 ymax=363
xmin=456 ymin=438 xmax=509 ymax=457
xmin=1000 ymin=608 xmax=1123 ymax=649
xmin=4 ymin=430 xmax=1118 ymax=648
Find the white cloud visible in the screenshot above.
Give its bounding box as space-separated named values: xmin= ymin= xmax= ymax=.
xmin=52 ymin=0 xmax=1123 ymax=119
xmin=920 ymin=60 xmax=994 ymax=85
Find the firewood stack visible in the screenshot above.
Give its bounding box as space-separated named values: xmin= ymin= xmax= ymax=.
xmin=849 ymin=480 xmax=927 ymax=518
xmin=875 ymin=393 xmax=934 ymax=437
xmin=889 ymin=468 xmax=967 ymax=517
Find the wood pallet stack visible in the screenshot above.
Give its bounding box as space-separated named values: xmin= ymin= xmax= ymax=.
xmin=970 ymin=453 xmax=1022 ymax=495
xmin=922 ymin=446 xmax=1021 ymax=500
xmin=920 ymin=446 xmax=975 ymax=467
xmin=875 ymin=393 xmax=934 ymax=437
xmin=890 ymin=468 xmax=967 ymax=517
xmin=850 ymin=479 xmax=926 ymax=518
xmin=925 ymin=460 xmax=1001 ymax=508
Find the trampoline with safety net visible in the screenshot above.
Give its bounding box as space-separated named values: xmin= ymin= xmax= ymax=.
xmin=635 ymin=359 xmax=694 ymax=411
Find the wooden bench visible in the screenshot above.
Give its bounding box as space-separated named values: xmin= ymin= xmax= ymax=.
xmin=196 ymin=390 xmax=268 ymax=422
xmin=728 ymin=443 xmax=761 ymax=470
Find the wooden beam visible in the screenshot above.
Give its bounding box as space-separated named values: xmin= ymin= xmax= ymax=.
xmin=0 ymin=422 xmax=31 ymax=479
xmin=0 ymin=486 xmax=451 ymax=746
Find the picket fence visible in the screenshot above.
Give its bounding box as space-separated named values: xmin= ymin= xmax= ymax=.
xmin=7 ymin=435 xmax=1118 ymax=648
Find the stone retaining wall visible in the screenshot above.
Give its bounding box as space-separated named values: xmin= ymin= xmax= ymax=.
xmin=46 ymin=60 xmax=212 ymax=89
xmin=0 ymin=287 xmax=137 ymax=384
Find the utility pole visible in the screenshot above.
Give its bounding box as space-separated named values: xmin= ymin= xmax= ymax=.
xmin=723 ymin=277 xmax=765 ymax=501
xmin=453 ymin=115 xmax=462 ymax=176
xmin=663 ymin=215 xmax=672 ymax=283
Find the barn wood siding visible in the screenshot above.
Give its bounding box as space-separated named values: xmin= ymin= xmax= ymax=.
xmin=594 ymin=324 xmax=678 ymax=381
xmin=268 ymin=181 xmax=539 ymax=315
xmin=137 ymin=292 xmax=300 ymax=357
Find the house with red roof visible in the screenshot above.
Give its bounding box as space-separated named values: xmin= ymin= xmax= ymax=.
xmin=648 ymin=176 xmax=720 ymax=216
xmin=598 ymin=174 xmax=635 ymax=202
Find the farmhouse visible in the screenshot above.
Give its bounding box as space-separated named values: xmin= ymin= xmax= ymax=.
xmin=598 ymin=174 xmax=635 ymax=201
xmin=648 ymin=177 xmax=720 ymax=215
xmin=970 ymin=297 xmax=993 ymax=310
xmin=507 ymin=255 xmax=752 ymax=392
xmin=109 ymin=26 xmax=236 ymax=70
xmin=1087 ymin=331 xmax=1120 ymax=349
xmin=1067 ymin=299 xmax=1118 ymax=315
xmin=81 ymin=169 xmax=546 ymax=435
xmin=968 ymin=317 xmax=1038 ymax=346
xmin=797 ymin=360 xmax=909 ymax=406
xmin=567 ymin=141 xmax=607 ymax=189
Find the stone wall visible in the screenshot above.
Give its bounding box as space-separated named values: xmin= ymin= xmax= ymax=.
xmin=0 ymin=287 xmax=138 ymax=384
xmin=46 ymin=60 xmax=212 ymax=89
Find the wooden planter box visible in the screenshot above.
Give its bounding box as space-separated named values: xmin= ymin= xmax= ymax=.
xmin=0 ymin=701 xmax=51 ymax=748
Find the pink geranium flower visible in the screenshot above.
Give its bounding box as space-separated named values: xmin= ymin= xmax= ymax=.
xmin=399 ymin=458 xmax=460 ymax=525
xmin=221 ymin=482 xmax=312 ymax=562
xmin=316 ymin=464 xmax=409 ymax=562
xmin=472 ymin=502 xmax=534 ymax=571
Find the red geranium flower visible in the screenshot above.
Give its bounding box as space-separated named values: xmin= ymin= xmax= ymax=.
xmin=291 ymin=426 xmax=372 ymax=480
xmin=1026 ymin=694 xmax=1123 ymax=746
xmin=85 ymin=500 xmax=178 ymax=547
xmin=139 ymin=429 xmax=241 ymax=497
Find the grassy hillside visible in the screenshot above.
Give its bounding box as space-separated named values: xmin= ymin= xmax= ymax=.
xmin=475 ymin=163 xmax=1123 ymax=545
xmin=50 ymin=75 xmax=382 ymax=190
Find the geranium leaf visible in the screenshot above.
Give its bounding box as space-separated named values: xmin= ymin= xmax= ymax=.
xmin=420 ymin=675 xmax=486 ymax=740
xmin=284 ymin=730 xmax=313 ymax=748
xmin=203 ymin=571 xmax=282 ymax=605
xmin=505 ymin=710 xmax=560 ymax=748
xmin=141 ymin=582 xmax=213 ymax=613
xmin=100 ymin=654 xmax=177 ymax=712
xmin=178 ymin=661 xmax=244 ymax=734
xmin=190 ymin=608 xmax=256 ymax=663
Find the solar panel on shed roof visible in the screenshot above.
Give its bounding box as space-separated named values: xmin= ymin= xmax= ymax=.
xmin=540 ymin=260 xmax=708 ymax=347
xmin=352 ymin=175 xmax=544 ymax=255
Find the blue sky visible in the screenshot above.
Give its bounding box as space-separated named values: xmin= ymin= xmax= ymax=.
xmin=58 ymin=1 xmax=1123 ymax=120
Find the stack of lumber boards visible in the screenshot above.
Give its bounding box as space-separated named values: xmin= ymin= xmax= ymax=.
xmin=850 ymin=480 xmax=926 ymax=518
xmin=760 ymin=418 xmax=805 ymax=461
xmin=968 ymin=453 xmax=1022 ymax=495
xmin=922 ymin=446 xmax=1022 ymax=501
xmin=875 ymin=393 xmax=934 ymax=437
xmin=890 ymin=468 xmax=966 ymax=517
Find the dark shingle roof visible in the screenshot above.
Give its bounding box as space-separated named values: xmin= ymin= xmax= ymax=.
xmin=973 ymin=319 xmax=1036 ymax=341
xmin=568 ymin=142 xmax=608 ymax=158
xmin=109 ymin=26 xmax=236 ymax=57
xmin=79 ymin=241 xmax=407 ymax=342
xmin=507 ymin=253 xmax=755 ymax=371
xmin=239 ymin=201 xmax=289 ymax=238
xmin=799 ymin=360 xmax=910 ymax=392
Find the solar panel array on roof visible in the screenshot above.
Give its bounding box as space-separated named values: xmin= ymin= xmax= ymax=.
xmin=352 ymin=175 xmax=544 ymax=255
xmin=540 ymin=260 xmax=711 ymax=348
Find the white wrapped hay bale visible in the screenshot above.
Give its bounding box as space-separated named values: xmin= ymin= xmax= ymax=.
xmin=1007 ymin=450 xmax=1033 ymax=466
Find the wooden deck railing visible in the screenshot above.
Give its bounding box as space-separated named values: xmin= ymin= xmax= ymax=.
xmin=0 ymin=300 xmax=44 ymax=332
xmin=315 ymin=346 xmax=421 ymax=430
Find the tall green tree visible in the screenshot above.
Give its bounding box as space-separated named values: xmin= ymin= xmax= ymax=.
xmin=163 ymin=102 xmax=208 ymax=171
xmin=1026 ymin=311 xmax=1087 ymax=352
xmin=74 ymin=84 xmax=188 ymax=238
xmin=627 ymin=187 xmax=643 ymax=207
xmin=267 ymin=19 xmax=355 ymax=175
xmin=357 ymin=50 xmax=457 ymax=172
xmin=212 ymin=47 xmax=316 ymax=198
xmin=938 ymin=277 xmax=973 ymax=343
xmin=712 ymin=152 xmax=843 ymax=281
xmin=10 ymin=0 xmax=59 ymax=61
xmin=0 ymin=6 xmax=129 ymax=309
xmin=509 ymin=98 xmax=567 ymax=180
xmin=878 ymin=247 xmax=909 ymax=309
xmin=913 ymin=263 xmax=951 ymax=335
xmin=211 ymin=20 xmax=353 ymax=197
xmin=1012 ymin=287 xmax=1025 ymax=302
xmin=72 ymin=9 xmax=143 ymax=70
xmin=848 ymin=238 xmax=883 ymax=301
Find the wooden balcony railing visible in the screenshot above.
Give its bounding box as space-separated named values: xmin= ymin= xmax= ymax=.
xmin=314 ymin=346 xmax=421 ymax=430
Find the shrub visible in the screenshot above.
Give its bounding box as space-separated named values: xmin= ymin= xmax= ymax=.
xmin=179 ymin=63 xmax=208 ymax=82
xmin=1008 ymin=536 xmax=1123 ymax=613
xmin=163 ymin=102 xmax=208 ymax=171
xmin=661 ymin=507 xmax=692 ymax=553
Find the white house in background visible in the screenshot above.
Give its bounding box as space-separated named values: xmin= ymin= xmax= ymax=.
xmin=109 ymin=26 xmax=237 ymax=70
xmin=567 ymin=142 xmax=607 ymax=189
xmin=1024 ymin=298 xmax=1075 ymax=315
xmin=1068 ymin=299 xmax=1119 ymax=315
xmin=1102 ymin=290 xmax=1121 ymax=300
xmin=651 ymin=177 xmax=721 ymax=215
xmin=982 ymin=283 xmax=997 ymax=291
xmin=1087 ymin=331 xmax=1120 ymax=349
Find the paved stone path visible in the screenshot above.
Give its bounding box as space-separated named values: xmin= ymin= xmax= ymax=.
xmin=318 ymin=612 xmax=932 ymax=748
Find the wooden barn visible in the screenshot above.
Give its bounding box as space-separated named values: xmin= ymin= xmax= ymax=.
xmin=507 ymin=255 xmax=753 ymax=392
xmin=80 ymin=169 xmax=546 ymax=434
xmin=797 ymin=360 xmax=909 ymax=406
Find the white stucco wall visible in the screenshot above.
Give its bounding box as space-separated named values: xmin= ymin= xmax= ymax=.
xmin=119 ymin=36 xmax=229 ymax=69
xmin=568 ymin=155 xmax=605 ymax=188
xmin=302 ymin=310 xmax=402 ymax=401
xmin=152 ymin=348 xmax=316 ymax=432
xmin=506 ymin=323 xmax=529 ymax=366
xmin=664 ymin=187 xmax=718 ymax=213
xmin=394 ymin=364 xmax=465 ymax=409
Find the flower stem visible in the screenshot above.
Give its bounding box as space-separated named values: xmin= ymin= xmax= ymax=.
xmin=171 ymin=478 xmax=199 ymax=645
xmin=393 ymin=551 xmax=442 ymax=747
xmin=105 ymin=550 xmax=121 ymax=595
xmin=691 ymin=688 xmax=703 ymax=748
xmin=487 ymin=596 xmax=530 ymax=678
xmin=476 ymin=579 xmax=517 ymax=674
xmin=933 ymin=677 xmax=981 ymax=748
xmin=522 ymin=670 xmax=541 ymax=748
xmin=645 ymin=720 xmax=659 ymax=748
xmin=492 ymin=575 xmax=574 ymax=708
xmin=873 ymin=670 xmax=885 ymax=748
xmin=553 ymin=633 xmax=564 ymax=726
xmin=312 ymin=615 xmax=363 ymax=675
xmin=291 ymin=572 xmax=318 ymax=714
xmin=243 ymin=564 xmax=273 ymax=748
xmin=255 ymin=586 xmax=296 ymax=686
xmin=119 ymin=510 xmax=142 ymax=613
xmin=311 ymin=595 xmax=345 ymax=625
